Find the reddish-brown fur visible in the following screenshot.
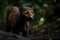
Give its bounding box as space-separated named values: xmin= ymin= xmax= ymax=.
xmin=6 ymin=6 xmax=34 ymax=37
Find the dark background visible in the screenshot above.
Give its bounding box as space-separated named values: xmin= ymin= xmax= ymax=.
xmin=0 ymin=0 xmax=60 ymax=40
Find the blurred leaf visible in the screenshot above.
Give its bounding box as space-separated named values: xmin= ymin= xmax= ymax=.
xmin=32 ymin=25 xmax=38 ymax=31
xmin=38 ymin=17 xmax=45 ymax=26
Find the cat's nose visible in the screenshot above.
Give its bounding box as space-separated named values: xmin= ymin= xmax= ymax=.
xmin=30 ymin=16 xmax=33 ymax=19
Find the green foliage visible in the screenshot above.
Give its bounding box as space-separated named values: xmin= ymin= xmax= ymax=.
xmin=0 ymin=0 xmax=58 ymax=31
xmin=38 ymin=17 xmax=45 ymax=26
xmin=0 ymin=0 xmax=60 ymax=40
xmin=32 ymin=25 xmax=38 ymax=31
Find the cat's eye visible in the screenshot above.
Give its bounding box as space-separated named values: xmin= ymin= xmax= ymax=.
xmin=26 ymin=12 xmax=29 ymax=14
xmin=24 ymin=11 xmax=27 ymax=13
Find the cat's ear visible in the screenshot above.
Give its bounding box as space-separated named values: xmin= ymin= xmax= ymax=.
xmin=31 ymin=6 xmax=34 ymax=10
